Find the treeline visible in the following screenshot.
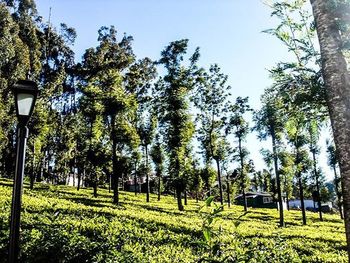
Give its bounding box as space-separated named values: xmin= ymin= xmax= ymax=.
xmin=0 ymin=0 xmax=343 ymax=228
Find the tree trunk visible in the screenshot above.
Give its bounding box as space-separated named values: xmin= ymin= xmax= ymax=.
xmin=134 ymin=162 xmax=138 ymax=196
xmin=111 ymin=117 xmax=119 ymax=205
xmin=196 ymin=191 xmax=199 ymax=203
xmin=82 ymin=167 xmax=85 ymax=188
xmin=108 ymin=173 xmax=111 ymax=193
xmin=242 ymin=188 xmax=247 ymax=212
xmin=145 ymin=145 xmax=150 ymax=203
xmin=313 ymin=151 xmax=323 ymax=221
xmin=238 ymin=137 xmax=247 ymax=212
xmin=176 ymin=187 xmax=184 ymax=211
xmin=334 ymin=166 xmax=344 ymax=219
xmin=271 ymin=130 xmax=284 ymax=227
xmin=215 ymin=158 xmax=223 ymax=206
xmin=77 ymin=167 xmax=81 ymax=191
xmin=93 ymin=180 xmax=98 ymax=198
xmin=298 ymin=174 xmax=307 ymax=225
xmin=121 ymin=172 xmax=125 ymax=191
xmin=311 ymin=0 xmax=350 ymax=257
xmin=226 ymin=173 xmax=231 ymax=208
xmin=40 ymin=154 xmax=45 ymax=183
xmin=184 ymin=190 xmax=187 ymax=205
xmin=30 ymin=145 xmax=35 ymax=190
xmin=158 ymin=174 xmax=161 ymax=201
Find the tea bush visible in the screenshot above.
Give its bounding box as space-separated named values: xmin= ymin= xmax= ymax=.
xmin=0 ymin=179 xmax=347 ymax=262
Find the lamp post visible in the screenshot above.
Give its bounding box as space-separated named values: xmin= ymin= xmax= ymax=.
xmin=9 ymin=80 xmax=38 ymax=263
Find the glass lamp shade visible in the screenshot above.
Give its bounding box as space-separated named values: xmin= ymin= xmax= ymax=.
xmin=12 ymin=80 xmax=38 ymax=125
xmin=17 ymin=93 xmax=34 ymax=116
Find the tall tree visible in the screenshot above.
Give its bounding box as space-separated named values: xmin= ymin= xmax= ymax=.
xmin=326 ymin=139 xmax=343 ymax=219
xmin=227 ymin=97 xmax=251 ymax=212
xmin=138 ymin=114 xmax=157 ymax=202
xmin=285 ymin=113 xmax=311 ymax=225
xmin=279 ymin=150 xmax=294 ymax=211
xmin=310 ymin=0 xmax=350 ymax=256
xmin=80 ymin=26 xmax=141 ymax=204
xmin=150 ymin=134 xmax=165 ymax=201
xmin=306 ymin=119 xmax=323 ymax=220
xmin=254 ymin=91 xmax=285 ymax=226
xmin=195 ymin=64 xmax=232 ymax=206
xmin=155 ymin=39 xmax=200 ymax=211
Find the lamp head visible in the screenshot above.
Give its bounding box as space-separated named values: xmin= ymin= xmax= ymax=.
xmin=13 ymin=80 xmax=38 ymax=126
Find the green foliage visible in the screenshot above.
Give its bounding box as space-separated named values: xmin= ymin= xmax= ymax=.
xmin=0 ymin=179 xmax=347 ymax=262
xmin=197 ymin=196 xmax=226 ymax=262
xmin=155 ymin=39 xmax=200 ymax=209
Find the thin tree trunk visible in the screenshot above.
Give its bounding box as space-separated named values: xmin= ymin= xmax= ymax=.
xmin=93 ymin=179 xmax=98 ymax=198
xmin=334 ymin=166 xmax=344 ymax=219
xmin=113 ymin=171 xmax=119 ymax=204
xmin=145 ymin=145 xmax=150 ymax=202
xmin=111 ymin=116 xmax=119 ymax=205
xmin=215 ymin=158 xmax=223 ymax=206
xmin=121 ymin=172 xmax=125 ymax=191
xmin=242 ymin=189 xmax=247 ymax=212
xmin=311 ymin=0 xmax=350 ymax=257
xmin=108 ymin=173 xmax=111 ymax=193
xmin=176 ymin=187 xmax=184 ymax=211
xmin=134 ymin=162 xmax=138 ymax=196
xmin=238 ymin=137 xmax=247 ymax=212
xmin=313 ymin=151 xmax=323 ymax=221
xmin=226 ymin=173 xmax=231 ymax=208
xmin=82 ymin=167 xmax=85 ymax=188
xmin=271 ymin=130 xmax=284 ymax=227
xmin=298 ymin=174 xmax=306 ymax=225
xmin=40 ymin=153 xmax=45 ymax=183
xmin=77 ymin=167 xmax=81 ymax=191
xmin=196 ymin=191 xmax=199 ymax=203
xmin=30 ymin=145 xmax=35 ymax=189
xmin=158 ymin=174 xmax=161 ymax=201
xmin=184 ymin=190 xmax=187 ymax=205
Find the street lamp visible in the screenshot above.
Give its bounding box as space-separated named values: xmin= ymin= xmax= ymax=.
xmin=9 ymin=80 xmax=38 ymax=262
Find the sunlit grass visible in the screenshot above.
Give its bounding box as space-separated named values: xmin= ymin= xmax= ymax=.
xmin=0 ymin=178 xmax=347 ymax=262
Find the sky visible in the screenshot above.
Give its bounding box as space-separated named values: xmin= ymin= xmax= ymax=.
xmin=34 ymin=0 xmax=333 ymax=180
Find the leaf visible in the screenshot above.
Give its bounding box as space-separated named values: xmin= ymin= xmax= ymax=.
xmin=203 ymin=228 xmax=211 ymax=242
xmin=205 ymin=196 xmax=214 ymax=207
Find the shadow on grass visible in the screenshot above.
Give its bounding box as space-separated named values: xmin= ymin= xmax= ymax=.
xmin=0 ymin=180 xmax=13 ymax=187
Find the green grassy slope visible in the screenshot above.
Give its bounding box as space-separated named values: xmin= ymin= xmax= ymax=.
xmin=0 ymin=179 xmax=347 ymax=263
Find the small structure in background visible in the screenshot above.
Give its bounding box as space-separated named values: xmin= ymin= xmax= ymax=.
xmin=235 ymin=192 xmax=287 ymax=209
xmin=289 ymin=199 xmax=333 ymax=213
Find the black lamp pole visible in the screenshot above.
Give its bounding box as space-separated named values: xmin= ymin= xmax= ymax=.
xmin=9 ymin=80 xmax=38 ymax=263
xmin=9 ymin=125 xmax=28 ymax=262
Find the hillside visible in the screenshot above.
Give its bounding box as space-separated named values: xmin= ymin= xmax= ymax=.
xmin=0 ymin=179 xmax=347 ymax=263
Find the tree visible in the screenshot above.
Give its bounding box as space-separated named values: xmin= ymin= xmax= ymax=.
xmin=138 ymin=114 xmax=157 ymax=202
xmin=254 ymin=91 xmax=285 ymax=226
xmin=80 ymin=26 xmax=141 ymax=204
xmin=200 ymin=165 xmax=217 ymax=199
xmin=285 ymin=113 xmax=311 ymax=225
xmin=310 ymin=0 xmax=350 ymax=256
xmin=227 ymin=97 xmax=251 ymax=212
xmin=279 ymin=150 xmax=294 ymax=211
xmin=155 ymin=39 xmax=201 ymax=211
xmin=306 ymin=119 xmax=323 ymax=220
xmin=195 ymin=64 xmax=232 ymax=206
xmin=327 ymin=139 xmax=343 ymax=219
xmin=150 ymin=134 xmax=165 ymax=201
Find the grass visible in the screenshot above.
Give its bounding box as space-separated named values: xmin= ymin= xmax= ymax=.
xmin=0 ymin=178 xmax=347 ymax=262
